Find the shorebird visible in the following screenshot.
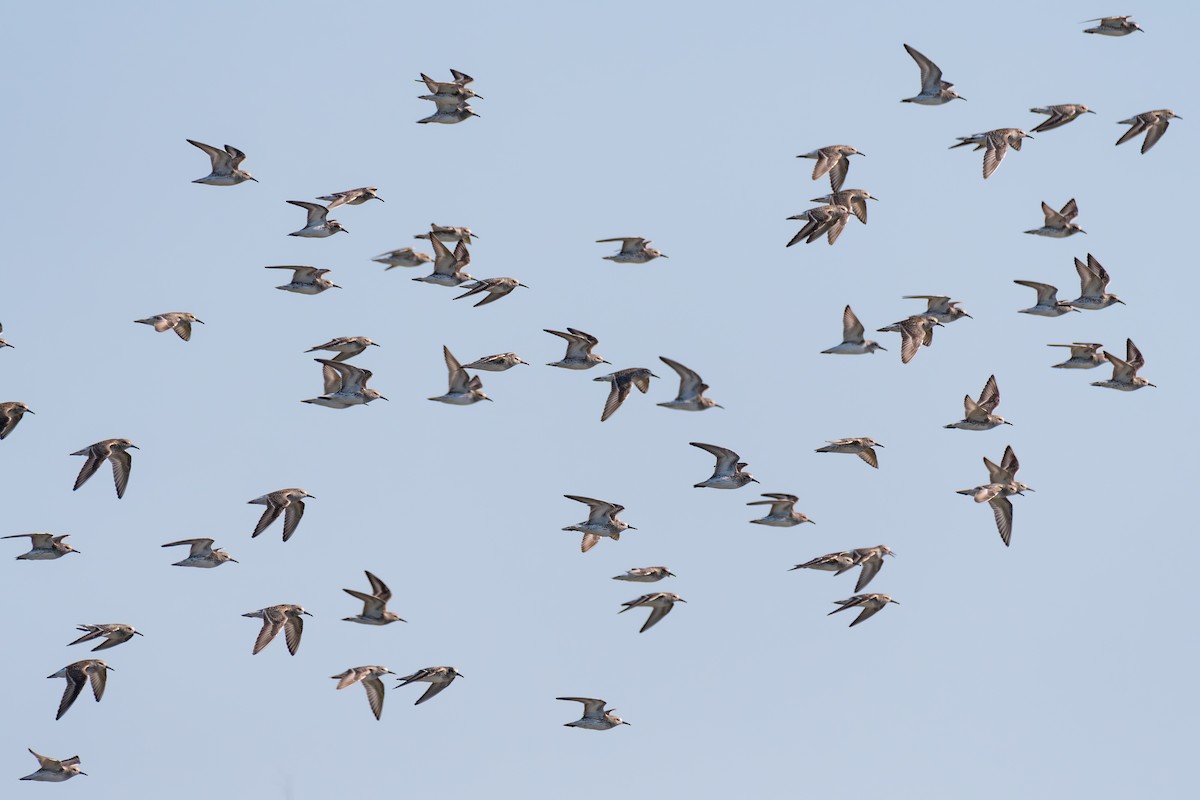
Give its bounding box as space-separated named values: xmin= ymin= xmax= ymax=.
xmin=242 ymin=605 xmax=311 ymax=655
xmin=305 ymin=336 xmax=380 ymax=362
xmin=545 ymin=328 xmax=608 ymax=370
xmin=71 ymin=438 xmax=137 ymax=498
xmin=612 ymin=566 xmax=674 ymax=582
xmin=657 ymin=356 xmax=722 ymax=411
xmin=413 ymin=236 xmax=474 ymax=287
xmin=248 ymin=488 xmax=315 ymax=542
xmin=944 ymin=374 xmax=1011 ymax=430
xmin=562 ymin=495 xmax=636 ymax=553
xmin=558 ymin=697 xmax=630 ymax=730
xmin=1069 ymin=254 xmax=1124 ymax=310
xmin=0 ymin=401 xmax=33 ymax=440
xmin=957 ymin=445 xmax=1032 ymax=546
xmin=690 ymin=442 xmax=758 ymax=489
xmin=839 ymin=546 xmax=895 ymax=592
xmin=161 ymin=538 xmax=237 ymax=568
xmin=286 ymin=201 xmax=347 ymax=237
xmin=880 ymin=315 xmax=942 ymax=364
xmin=594 ymin=368 xmax=658 ymax=421
xmin=1082 ymin=15 xmax=1143 ymax=35
xmin=1014 ymin=280 xmax=1079 ymax=316
xmin=1048 ymin=342 xmax=1106 ymax=369
xmin=3 ymin=533 xmax=79 ymax=560
xmin=815 ymin=438 xmax=883 ymax=469
xmin=20 ymin=749 xmax=86 ymax=782
xmin=414 ymin=224 xmax=478 ymax=243
xmin=900 ymin=44 xmax=965 ymax=104
xmin=332 ymin=666 xmax=395 ymax=720
xmin=950 ymin=128 xmax=1033 ymax=179
xmin=373 ymin=247 xmax=432 ymax=269
xmin=454 ymin=277 xmax=528 ymax=307
xmin=47 ymin=659 xmax=112 ymax=719
xmin=1030 ymin=104 xmax=1096 ymax=133
xmin=266 ymin=266 xmax=340 ymax=295
xmin=797 ymin=145 xmax=864 ymax=192
xmin=396 ymin=666 xmax=462 ymax=705
xmin=316 ymin=187 xmax=383 ymax=209
xmin=187 ymin=139 xmax=256 ymax=185
xmin=822 ymin=306 xmax=885 ymax=355
xmin=747 ymin=493 xmax=814 ymax=527
xmin=416 ymin=101 xmax=479 ymax=125
xmin=68 ymin=624 xmax=142 ymax=652
xmin=463 ymin=353 xmax=528 ymax=371
xmin=790 ymin=551 xmax=856 ymax=573
xmin=1025 ymin=199 xmax=1085 ymax=237
xmin=417 ymin=68 xmax=476 ymax=92
xmin=893 ymin=295 xmax=973 ymax=324
xmin=305 ymin=359 xmax=388 ymax=408
xmin=619 ymin=592 xmax=686 ymax=633
xmin=430 ymin=346 xmax=490 ymax=404
xmin=828 ymin=594 xmax=899 ymax=627
xmin=1093 ymin=338 xmax=1156 ymax=391
xmin=1116 ymin=110 xmax=1181 ymax=153
xmin=343 ymin=570 xmax=406 ymax=625
xmin=786 ymin=204 xmax=853 ymax=246
xmin=134 ymin=312 xmax=204 ymax=341
xmin=596 ymin=237 xmax=668 ymax=263
xmin=810 ymin=189 xmax=877 ymax=224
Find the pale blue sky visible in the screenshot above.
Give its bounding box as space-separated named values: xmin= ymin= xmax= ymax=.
xmin=2 ymin=1 xmax=1194 ymax=797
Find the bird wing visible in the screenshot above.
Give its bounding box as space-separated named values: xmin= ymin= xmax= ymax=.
xmin=557 ymin=697 xmax=607 ymax=717
xmin=158 ymin=537 xmax=214 ymax=556
xmin=224 ymin=145 xmax=248 ymax=168
xmin=252 ymin=610 xmax=285 ymax=654
xmin=56 ymin=672 xmax=87 ymax=719
xmin=251 ymin=499 xmax=284 ymax=538
xmin=173 ymin=319 xmax=193 ymax=341
xmin=990 ymin=496 xmax=1014 ymax=547
xmin=1014 ymin=280 xmax=1059 ymax=306
xmin=690 ymin=442 xmax=738 ymax=472
xmin=828 ymin=158 xmax=849 ymax=193
xmin=977 ymin=374 xmax=1000 ymax=412
xmin=87 ymin=663 xmax=108 ymax=701
xmin=1085 ymin=254 xmax=1112 ymax=289
xmin=1000 ymin=446 xmax=1020 ymax=477
xmin=1074 ymin=258 xmax=1103 ymax=297
xmin=1041 ymin=201 xmax=1067 ymax=227
xmin=899 ymin=324 xmax=922 ymax=365
xmin=345 ymin=589 xmax=387 ymax=617
xmin=856 ymin=447 xmax=879 ymax=469
xmin=580 ymin=533 xmax=601 ymax=553
xmin=601 ymin=378 xmax=632 ymax=422
xmin=849 ymin=603 xmax=884 ymax=627
xmin=363 ymin=675 xmax=385 ymax=719
xmin=903 ymin=44 xmax=943 ymax=92
xmin=982 ymin=138 xmax=1008 ymax=179
xmin=283 ymin=613 xmax=304 ymax=655
xmin=1104 ymin=351 xmax=1135 ymax=382
xmin=108 ymin=449 xmax=133 ymax=499
xmin=281 ymin=498 xmax=306 ymax=542
xmin=73 ymin=447 xmax=105 ymax=491
xmin=564 ymin=495 xmax=618 ymax=523
xmin=1059 ymin=198 xmax=1079 ymax=221
xmin=855 ymin=557 xmax=883 ymax=592
xmin=1142 ymin=118 xmax=1170 ymax=153
xmin=288 ymin=201 xmax=328 ymax=226
xmin=415 ymin=680 xmax=450 ymax=705
xmin=365 ymin=571 xmax=392 ymax=603
xmin=659 ymin=356 xmax=703 ymax=400
xmin=187 ymin=139 xmax=231 ymax=172
xmin=842 ymin=305 xmax=866 ymax=342
xmin=1116 ymin=117 xmax=1148 ymax=146
xmin=443 ymin=347 xmax=470 ymax=393
xmin=639 ymin=600 xmax=675 ymax=633
xmin=1125 ymin=339 xmax=1145 ymax=371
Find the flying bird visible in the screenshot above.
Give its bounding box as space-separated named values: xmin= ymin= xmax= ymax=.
xmin=134 ymin=312 xmax=204 ymax=341
xmin=594 ymin=368 xmax=658 ymax=421
xmin=429 ymin=346 xmax=490 ymax=405
xmin=1025 ymin=199 xmax=1085 ymax=237
xmin=747 ymin=493 xmax=814 ymax=527
xmin=557 ymin=697 xmax=630 ymax=730
xmin=1116 ymin=110 xmax=1181 ymax=154
xmin=1029 ymin=104 xmax=1095 ymax=133
xmin=3 ymin=533 xmax=80 ymax=560
xmin=822 ymin=306 xmax=885 ymax=354
xmin=70 ymin=438 xmax=137 ymax=498
xmin=1092 ymin=338 xmax=1155 ymax=391
xmin=900 ymin=44 xmax=965 ymax=104
xmin=944 ymin=374 xmax=1011 ymax=430
xmin=285 ymin=201 xmax=347 ymax=238
xmin=187 ymin=139 xmax=256 ymax=185
xmin=657 ymin=356 xmax=722 ymax=411
xmin=950 ymin=129 xmax=1033 ymax=179
xmin=266 ymin=265 xmax=340 ymax=295
xmin=690 ymin=442 xmax=757 ymax=489
xmin=46 ymin=659 xmax=112 ymax=720
xmin=596 ymin=237 xmax=668 ymax=263
xmin=0 ymin=401 xmax=33 ymax=440
xmin=396 ymin=666 xmax=463 ymax=705
xmin=828 ymin=594 xmax=899 ymax=627
xmin=331 ymin=666 xmax=395 ymax=720
xmin=161 ymin=538 xmax=237 ymax=568
xmin=619 ymin=592 xmax=686 ymax=633
xmin=247 ymin=488 xmax=315 ymax=542
xmin=815 ymin=438 xmax=883 ymax=469
xmin=797 ymin=145 xmax=864 ymax=192
xmin=242 ymin=605 xmax=311 ymax=655
xmin=343 ymin=571 xmax=406 ymax=625
xmin=67 ymin=624 xmax=142 ymax=652
xmin=562 ymin=495 xmax=636 ymax=553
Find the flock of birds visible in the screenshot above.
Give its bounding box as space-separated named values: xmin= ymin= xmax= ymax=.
xmin=4 ymin=15 xmax=1175 ymax=782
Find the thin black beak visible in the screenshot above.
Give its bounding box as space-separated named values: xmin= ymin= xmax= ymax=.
xmin=128 ymin=445 xmax=140 ymax=450
xmin=229 ymin=558 xmax=239 ymax=563
xmin=134 ymin=631 xmax=144 ymax=636
xmin=25 ymin=409 xmax=35 ymax=414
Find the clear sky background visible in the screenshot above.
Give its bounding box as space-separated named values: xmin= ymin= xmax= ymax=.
xmin=1 ymin=1 xmax=1194 ymax=797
